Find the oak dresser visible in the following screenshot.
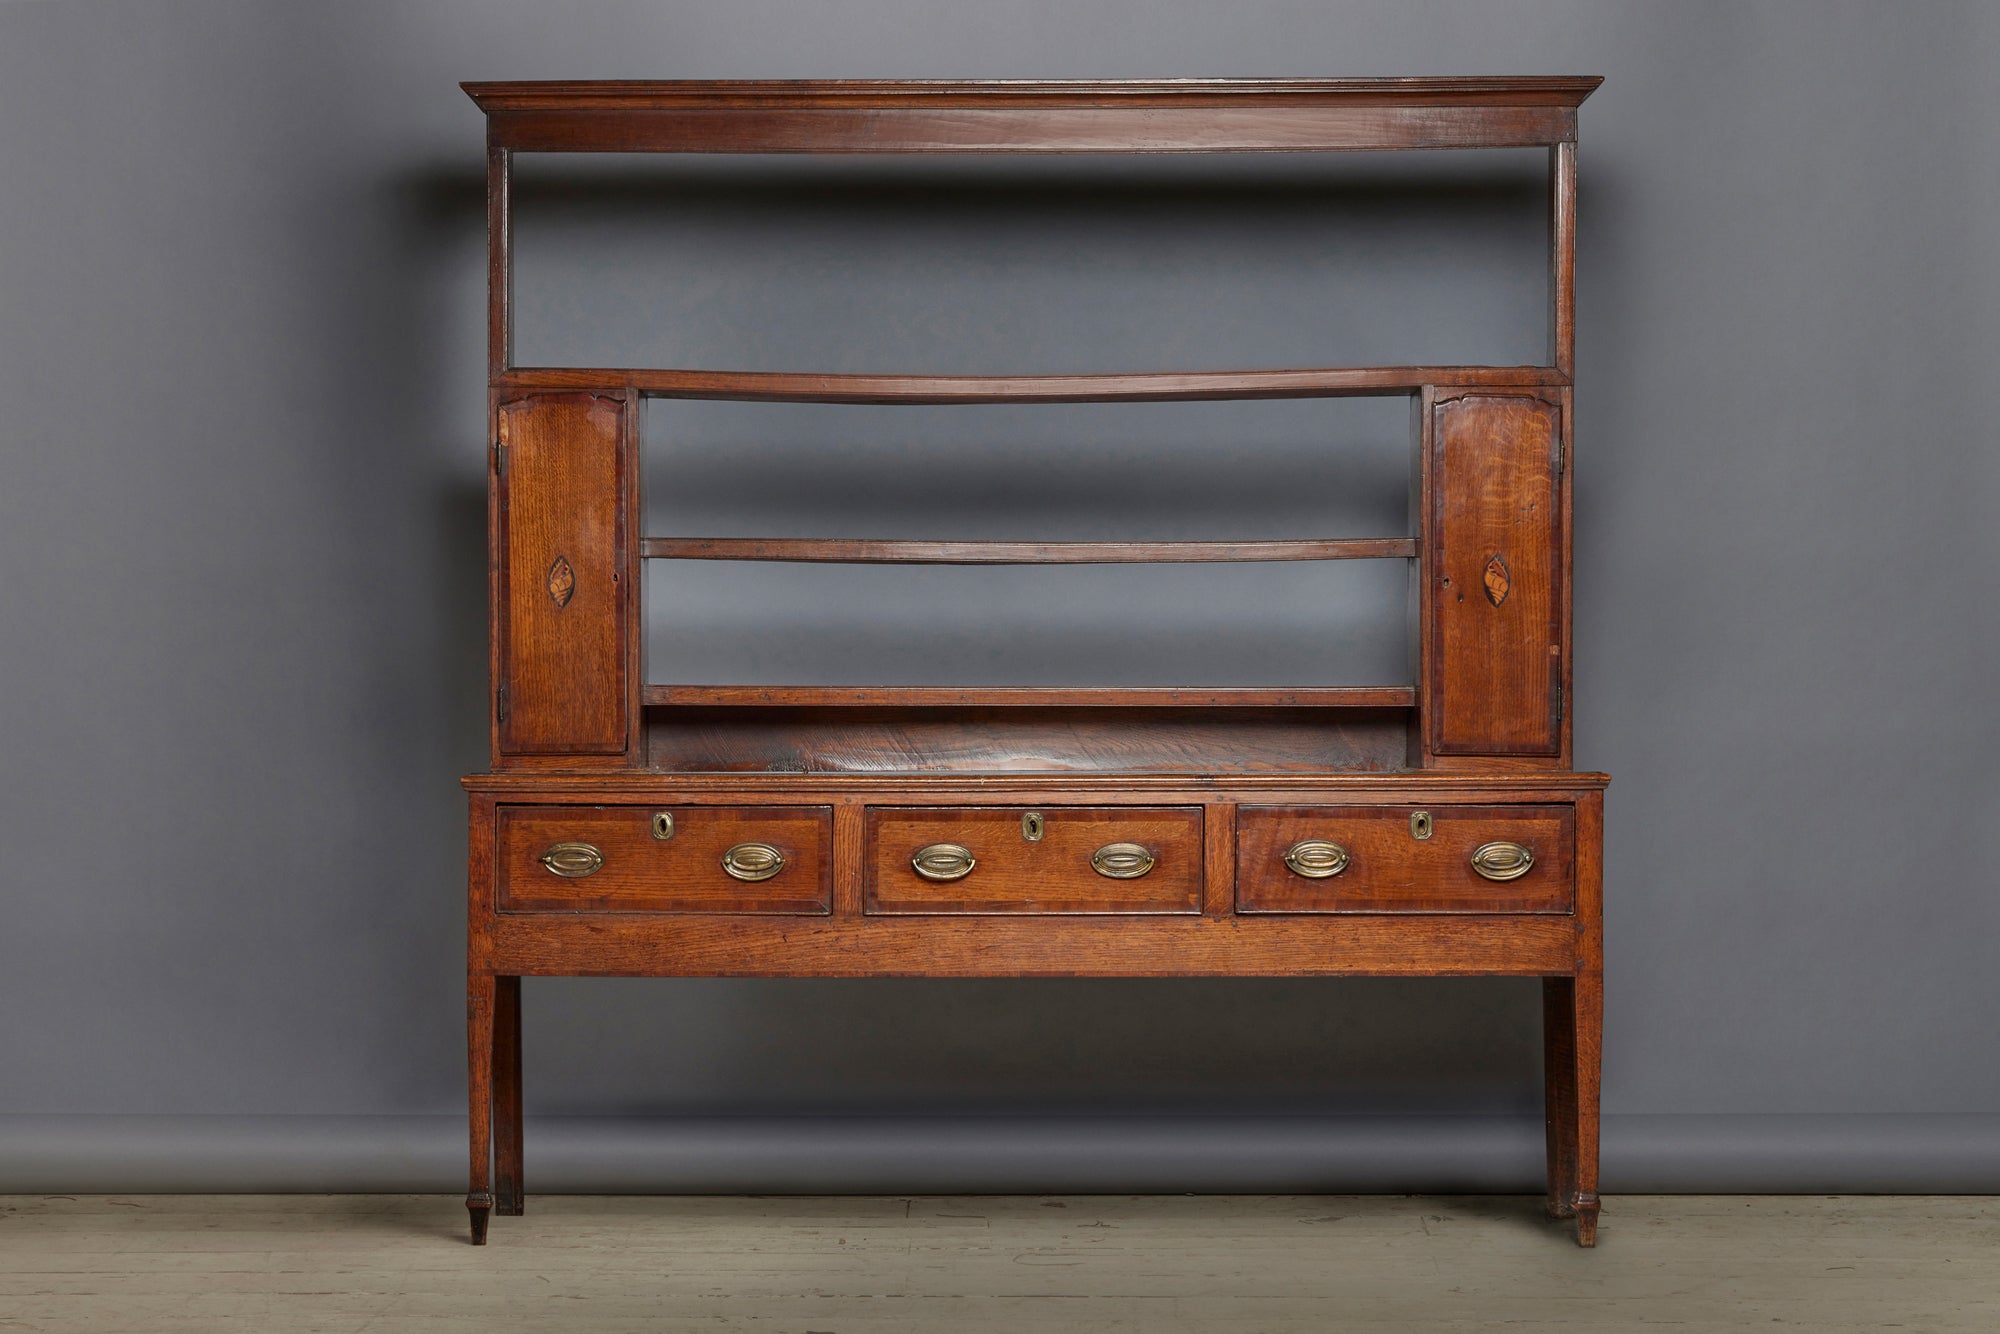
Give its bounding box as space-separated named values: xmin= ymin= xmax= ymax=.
xmin=460 ymin=77 xmax=1608 ymax=1246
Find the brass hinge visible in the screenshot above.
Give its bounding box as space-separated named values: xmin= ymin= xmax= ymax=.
xmin=1552 ymin=680 xmax=1565 ymax=726
xmin=496 ymin=682 xmax=509 ymax=725
xmin=1551 ymin=431 xmax=1565 ymax=485
xmin=493 ymin=441 xmax=508 ymax=481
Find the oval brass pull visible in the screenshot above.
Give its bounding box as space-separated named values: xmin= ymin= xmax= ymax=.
xmin=912 ymin=843 xmax=976 ymax=882
xmin=721 ymin=842 xmax=787 ymax=882
xmin=1284 ymin=839 xmax=1350 ymax=878
xmin=1091 ymin=842 xmax=1156 ymax=879
xmin=651 ymin=811 xmax=675 ymax=841
xmin=540 ymin=841 xmax=604 ymax=879
xmin=1470 ymin=841 xmax=1535 ymax=881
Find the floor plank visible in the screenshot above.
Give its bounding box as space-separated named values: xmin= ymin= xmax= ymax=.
xmin=1 ymin=1194 xmax=1995 ymax=1332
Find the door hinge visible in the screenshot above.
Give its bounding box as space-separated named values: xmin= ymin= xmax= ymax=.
xmin=1551 ymin=431 xmax=1565 ymax=485
xmin=496 ymin=682 xmax=509 ymax=726
xmin=1552 ymin=680 xmax=1565 ymax=726
xmin=493 ymin=441 xmax=508 ymax=481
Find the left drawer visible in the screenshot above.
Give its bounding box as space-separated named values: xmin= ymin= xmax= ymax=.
xmin=496 ymin=805 xmax=832 ymax=914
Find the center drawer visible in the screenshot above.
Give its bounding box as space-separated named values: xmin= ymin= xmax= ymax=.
xmin=498 ymin=805 xmax=831 ymax=914
xmin=865 ymin=806 xmax=1203 ymax=915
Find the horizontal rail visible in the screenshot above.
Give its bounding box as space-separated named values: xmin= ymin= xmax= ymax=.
xmin=466 ymin=81 xmax=1599 ymax=155
xmin=500 ymin=366 xmax=1565 ymax=403
xmin=643 ymin=685 xmax=1417 ymax=709
xmin=466 ymin=79 xmax=1605 ymax=111
xmin=639 ymin=538 xmax=1416 ymax=564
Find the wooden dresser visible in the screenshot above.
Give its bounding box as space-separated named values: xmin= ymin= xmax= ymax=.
xmin=459 ymin=78 xmax=1608 ymax=1246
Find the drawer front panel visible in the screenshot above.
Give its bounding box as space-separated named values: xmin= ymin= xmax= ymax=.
xmin=499 ymin=805 xmax=831 ymax=914
xmin=1236 ymin=804 xmax=1573 ymax=914
xmin=865 ymin=806 xmax=1202 ymax=915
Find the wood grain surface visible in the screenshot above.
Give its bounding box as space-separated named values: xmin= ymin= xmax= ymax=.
xmin=1235 ymin=804 xmax=1574 ymax=914
xmin=1428 ymin=392 xmax=1564 ymax=757
xmin=643 ymin=707 xmax=1413 ymax=775
xmin=863 ymin=806 xmax=1202 ymax=915
xmin=497 ymin=805 xmax=831 ymax=915
xmin=495 ymin=393 xmax=630 ymax=758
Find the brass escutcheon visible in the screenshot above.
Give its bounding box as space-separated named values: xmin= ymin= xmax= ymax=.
xmin=1410 ymin=810 xmax=1433 ymax=841
xmin=721 ymin=842 xmax=786 ymax=882
xmin=912 ymin=843 xmax=976 ymax=882
xmin=1021 ymin=811 xmax=1045 ymax=842
xmin=1470 ymin=841 xmax=1535 ymax=882
xmin=1091 ymin=842 xmax=1156 ymax=879
xmin=1284 ymin=839 xmax=1350 ymax=878
xmin=651 ymin=811 xmax=675 ymax=841
xmin=540 ymin=841 xmax=603 ymax=878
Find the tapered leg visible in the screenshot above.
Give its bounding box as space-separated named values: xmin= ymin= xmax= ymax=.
xmin=1542 ymin=972 xmax=1603 ymax=1246
xmin=494 ymin=975 xmax=524 ymax=1216
xmin=1542 ymin=976 xmax=1580 ymax=1219
xmin=467 ymin=970 xmax=495 ymax=1245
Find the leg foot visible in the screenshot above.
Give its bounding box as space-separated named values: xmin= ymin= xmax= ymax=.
xmin=467 ymin=1194 xmax=493 ymax=1245
xmin=1545 ymin=1197 xmax=1576 ymax=1220
xmin=1574 ymin=1194 xmax=1601 ymax=1247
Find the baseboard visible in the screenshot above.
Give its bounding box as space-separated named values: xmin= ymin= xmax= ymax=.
xmin=3 ymin=1113 xmax=1997 ymax=1195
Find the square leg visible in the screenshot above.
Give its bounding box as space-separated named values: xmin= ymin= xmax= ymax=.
xmin=494 ymin=975 xmax=524 ymax=1216
xmin=1542 ymin=973 xmax=1602 ymax=1246
xmin=467 ymin=970 xmax=495 ymax=1245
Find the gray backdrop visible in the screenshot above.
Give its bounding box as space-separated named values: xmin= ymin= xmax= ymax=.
xmin=2 ymin=0 xmax=1996 ymax=1193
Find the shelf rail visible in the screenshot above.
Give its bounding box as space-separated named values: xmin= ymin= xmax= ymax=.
xmin=642 ymin=685 xmax=1417 ymax=709
xmin=500 ymin=365 xmax=1566 ymax=404
xmin=638 ymin=537 xmax=1416 ymax=565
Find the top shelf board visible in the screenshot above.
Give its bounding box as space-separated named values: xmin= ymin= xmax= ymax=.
xmin=463 ymin=77 xmax=1603 ymax=155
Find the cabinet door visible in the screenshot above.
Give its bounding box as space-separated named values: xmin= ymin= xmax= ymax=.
xmin=495 ymin=392 xmax=633 ymax=759
xmin=1427 ymin=391 xmax=1564 ymax=757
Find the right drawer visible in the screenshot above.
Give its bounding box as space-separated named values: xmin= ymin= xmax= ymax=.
xmin=1236 ymin=804 xmax=1574 ymax=914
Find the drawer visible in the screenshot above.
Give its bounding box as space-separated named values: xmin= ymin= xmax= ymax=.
xmin=865 ymin=806 xmax=1202 ymax=915
xmin=498 ymin=805 xmax=831 ymax=914
xmin=1235 ymin=804 xmax=1573 ymax=914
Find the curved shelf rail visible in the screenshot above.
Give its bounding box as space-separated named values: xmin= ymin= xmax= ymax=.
xmin=639 ymin=537 xmax=1416 ymax=564
xmin=642 ymin=685 xmax=1416 ymax=709
xmin=501 ymin=365 xmax=1566 ymax=404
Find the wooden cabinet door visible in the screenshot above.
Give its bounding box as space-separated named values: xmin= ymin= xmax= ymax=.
xmin=494 ymin=392 xmax=634 ymax=760
xmin=1427 ymin=391 xmax=1564 ymax=758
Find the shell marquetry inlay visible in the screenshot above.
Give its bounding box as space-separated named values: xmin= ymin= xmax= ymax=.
xmin=546 ymin=555 xmax=576 ymax=609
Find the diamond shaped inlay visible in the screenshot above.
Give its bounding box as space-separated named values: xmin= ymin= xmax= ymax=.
xmin=547 ymin=555 xmax=576 ymax=609
xmin=1483 ymin=554 xmax=1511 ymax=607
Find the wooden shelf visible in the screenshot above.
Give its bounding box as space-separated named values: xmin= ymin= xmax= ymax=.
xmin=639 ymin=537 xmax=1416 ymax=564
xmin=501 ymin=365 xmax=1566 ymax=403
xmin=642 ymin=685 xmax=1417 ymax=709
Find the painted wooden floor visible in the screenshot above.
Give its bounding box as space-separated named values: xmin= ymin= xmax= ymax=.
xmin=2 ymin=1194 xmax=1996 ymax=1331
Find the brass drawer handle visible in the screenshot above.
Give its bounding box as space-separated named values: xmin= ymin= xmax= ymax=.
xmin=1091 ymin=842 xmax=1156 ymax=879
xmin=912 ymin=843 xmax=976 ymax=882
xmin=1284 ymin=839 xmax=1350 ymax=878
xmin=540 ymin=842 xmax=604 ymax=879
xmin=721 ymin=842 xmax=787 ymax=882
xmin=1470 ymin=841 xmax=1535 ymax=881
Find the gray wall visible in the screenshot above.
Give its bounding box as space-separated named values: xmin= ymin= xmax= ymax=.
xmin=2 ymin=0 xmax=1996 ymax=1192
